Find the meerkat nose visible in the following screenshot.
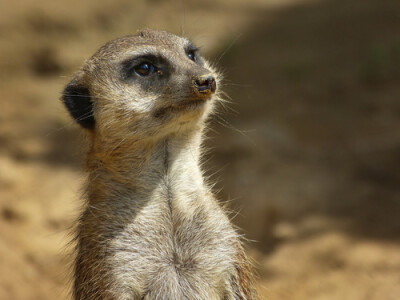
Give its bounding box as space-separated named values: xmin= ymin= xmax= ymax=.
xmin=194 ymin=75 xmax=217 ymax=93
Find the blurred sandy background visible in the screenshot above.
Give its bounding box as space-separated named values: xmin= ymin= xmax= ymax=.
xmin=1 ymin=0 xmax=400 ymax=299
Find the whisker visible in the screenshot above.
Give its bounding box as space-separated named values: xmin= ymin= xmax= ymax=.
xmin=216 ymin=33 xmax=242 ymax=65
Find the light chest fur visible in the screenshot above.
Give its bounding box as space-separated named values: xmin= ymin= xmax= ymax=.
xmin=78 ymin=138 xmax=241 ymax=299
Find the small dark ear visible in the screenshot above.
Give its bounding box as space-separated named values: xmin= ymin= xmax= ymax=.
xmin=61 ymin=79 xmax=95 ymax=130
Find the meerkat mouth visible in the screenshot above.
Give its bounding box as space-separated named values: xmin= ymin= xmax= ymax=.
xmin=152 ymin=74 xmax=217 ymax=119
xmin=153 ymin=98 xmax=209 ymax=119
xmin=176 ymin=99 xmax=208 ymax=108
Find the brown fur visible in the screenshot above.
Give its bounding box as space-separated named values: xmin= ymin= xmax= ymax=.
xmin=62 ymin=29 xmax=257 ymax=300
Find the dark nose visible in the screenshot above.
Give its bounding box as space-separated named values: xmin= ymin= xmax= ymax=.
xmin=194 ymin=75 xmax=216 ymax=93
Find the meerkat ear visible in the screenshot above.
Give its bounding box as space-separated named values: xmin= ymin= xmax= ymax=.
xmin=62 ymin=74 xmax=95 ymax=130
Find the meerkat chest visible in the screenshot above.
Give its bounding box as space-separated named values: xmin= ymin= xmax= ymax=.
xmin=107 ymin=188 xmax=238 ymax=299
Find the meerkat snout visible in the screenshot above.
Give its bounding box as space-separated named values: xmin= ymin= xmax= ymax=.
xmin=194 ymin=75 xmax=217 ymax=93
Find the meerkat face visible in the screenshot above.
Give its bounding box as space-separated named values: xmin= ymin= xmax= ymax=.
xmin=62 ymin=29 xmax=219 ymax=140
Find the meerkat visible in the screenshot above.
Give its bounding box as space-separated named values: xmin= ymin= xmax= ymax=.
xmin=62 ymin=29 xmax=256 ymax=300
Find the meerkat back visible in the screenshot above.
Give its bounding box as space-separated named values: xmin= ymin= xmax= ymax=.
xmin=61 ymin=29 xmax=256 ymax=300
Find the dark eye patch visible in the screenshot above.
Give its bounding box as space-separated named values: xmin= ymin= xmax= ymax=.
xmin=134 ymin=63 xmax=155 ymax=76
xmin=186 ymin=44 xmax=199 ymax=62
xmin=121 ymin=54 xmax=165 ymax=80
xmin=187 ymin=50 xmax=196 ymax=61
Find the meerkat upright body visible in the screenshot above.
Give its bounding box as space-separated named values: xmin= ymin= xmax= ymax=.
xmin=62 ymin=29 xmax=256 ymax=300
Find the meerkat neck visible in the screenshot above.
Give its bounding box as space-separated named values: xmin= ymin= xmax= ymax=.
xmin=86 ymin=127 xmax=205 ymax=202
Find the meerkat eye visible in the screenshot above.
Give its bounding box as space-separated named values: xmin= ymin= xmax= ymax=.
xmin=134 ymin=62 xmax=155 ymax=76
xmin=187 ymin=50 xmax=197 ymax=62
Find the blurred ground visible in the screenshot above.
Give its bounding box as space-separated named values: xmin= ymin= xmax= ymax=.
xmin=1 ymin=0 xmax=400 ymax=299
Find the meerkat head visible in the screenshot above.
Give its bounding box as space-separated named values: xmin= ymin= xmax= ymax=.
xmin=62 ymin=29 xmax=219 ymax=142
